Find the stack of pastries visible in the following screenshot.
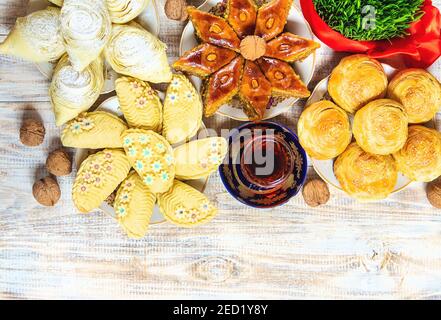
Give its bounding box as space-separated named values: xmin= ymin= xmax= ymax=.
xmin=0 ymin=0 xmax=172 ymax=126
xmin=298 ymin=54 xmax=441 ymax=201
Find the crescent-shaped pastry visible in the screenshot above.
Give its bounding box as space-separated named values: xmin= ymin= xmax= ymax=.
xmin=73 ymin=149 xmax=131 ymax=213
xmin=254 ymin=0 xmax=293 ymax=41
xmin=104 ymin=23 xmax=172 ymax=83
xmin=204 ymin=56 xmax=244 ymax=117
xmin=157 ymin=180 xmax=217 ymax=227
xmin=239 ymin=60 xmax=272 ymax=121
xmin=226 ymin=0 xmax=257 ymax=39
xmin=50 ymin=54 xmax=105 ymax=126
xmin=173 ymin=43 xmax=237 ymax=78
xmin=121 ymin=129 xmax=175 ymax=193
xmin=257 ymin=57 xmax=310 ymax=98
xmin=393 ymin=126 xmax=441 ymax=182
xmin=265 ymin=32 xmax=320 ymax=63
xmin=353 ymin=99 xmax=408 ymax=155
xmin=334 ymin=143 xmax=398 ymax=201
xmin=187 ymin=6 xmax=240 ymax=51
xmin=388 ymin=69 xmax=441 ymax=124
xmin=162 ymin=74 xmax=203 ymax=145
xmin=115 ymin=76 xmax=162 ymax=132
xmin=0 ymin=7 xmax=65 ymax=63
xmin=60 ymin=0 xmax=112 ymax=71
xmin=174 ymin=137 xmax=228 ymax=180
xmin=61 ymin=111 xmax=128 ymax=149
xmin=114 ymin=171 xmax=156 ymax=239
xmin=328 ymin=55 xmax=388 ymax=114
xmin=107 ymin=0 xmax=149 ymax=24
xmin=298 ymin=100 xmax=352 ymax=160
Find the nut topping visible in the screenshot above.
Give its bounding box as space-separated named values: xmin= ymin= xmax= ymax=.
xmin=265 ymin=17 xmax=275 ymax=29
xmin=206 ymin=53 xmax=217 ymax=61
xmin=239 ymin=12 xmax=247 ymax=22
xmin=209 ymin=24 xmax=222 ymax=34
xmin=251 ymin=79 xmax=259 ymax=89
xmin=274 ymin=71 xmax=285 ymax=80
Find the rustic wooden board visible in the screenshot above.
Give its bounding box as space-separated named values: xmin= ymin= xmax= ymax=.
xmin=0 ymin=0 xmax=441 ymax=300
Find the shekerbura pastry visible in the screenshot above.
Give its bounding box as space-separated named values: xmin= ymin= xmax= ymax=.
xmin=0 ymin=7 xmax=65 ymax=62
xmin=393 ymin=125 xmax=441 ymax=182
xmin=334 ymin=143 xmax=398 ymax=201
xmin=353 ymin=99 xmax=408 ymax=155
xmin=388 ymin=69 xmax=441 ymax=124
xmin=107 ymin=0 xmax=149 ymax=24
xmin=328 ymin=55 xmax=388 ymax=114
xmin=122 ymin=129 xmax=175 ymax=193
xmin=73 ymin=149 xmax=131 ymax=213
xmin=114 ymin=171 xmax=156 ymax=239
xmin=174 ymin=137 xmax=228 ymax=180
xmin=162 ymin=74 xmax=203 ymax=145
xmin=298 ymin=100 xmax=352 ymax=160
xmin=158 ymin=180 xmax=217 ymax=227
xmin=61 ymin=111 xmax=128 ymax=149
xmin=115 ymin=76 xmax=162 ymax=131
xmin=104 ymin=23 xmax=172 ymax=83
xmin=61 ymin=0 xmax=112 ymax=71
xmin=50 ymin=54 xmax=104 ymax=126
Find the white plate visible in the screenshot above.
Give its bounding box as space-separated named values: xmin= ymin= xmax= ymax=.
xmin=306 ymin=64 xmax=414 ymax=194
xmin=27 ymin=0 xmax=160 ymax=94
xmin=74 ymin=95 xmax=211 ymax=224
xmin=179 ymin=0 xmax=317 ymax=121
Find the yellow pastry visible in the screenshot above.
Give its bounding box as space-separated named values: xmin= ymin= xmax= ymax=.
xmin=393 ymin=125 xmax=441 ymax=182
xmin=114 ymin=171 xmax=156 ymax=239
xmin=73 ymin=149 xmax=131 ymax=213
xmin=104 ymin=23 xmax=172 ymax=83
xmin=115 ymin=76 xmax=162 ymax=132
xmin=174 ymin=137 xmax=228 ymax=180
xmin=61 ymin=111 xmax=128 ymax=149
xmin=107 ymin=0 xmax=149 ymax=24
xmin=157 ymin=180 xmax=217 ymax=227
xmin=334 ymin=143 xmax=398 ymax=201
xmin=121 ymin=129 xmax=175 ymax=193
xmin=353 ymin=99 xmax=408 ymax=155
xmin=60 ymin=0 xmax=112 ymax=71
xmin=0 ymin=7 xmax=65 ymax=62
xmin=328 ymin=55 xmax=388 ymax=114
xmin=388 ymin=68 xmax=441 ymax=124
xmin=50 ymin=54 xmax=104 ymax=126
xmin=298 ymin=100 xmax=352 ymax=160
xmin=162 ymin=74 xmax=203 ymax=145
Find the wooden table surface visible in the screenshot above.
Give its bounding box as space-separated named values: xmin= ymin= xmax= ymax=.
xmin=1 ymin=0 xmax=441 ymax=300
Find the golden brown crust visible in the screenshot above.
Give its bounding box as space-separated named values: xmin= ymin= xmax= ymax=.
xmin=265 ymin=32 xmax=320 ymax=62
xmin=353 ymin=99 xmax=408 ymax=155
xmin=254 ymin=0 xmax=293 ymax=41
xmin=328 ymin=55 xmax=388 ymax=114
xmin=393 ymin=125 xmax=441 ymax=182
xmin=225 ymin=0 xmax=257 ymax=39
xmin=387 ymin=68 xmax=441 ymax=124
xmin=334 ymin=143 xmax=398 ymax=201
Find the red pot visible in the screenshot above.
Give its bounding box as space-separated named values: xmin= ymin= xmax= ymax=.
xmin=300 ymin=0 xmax=441 ymax=68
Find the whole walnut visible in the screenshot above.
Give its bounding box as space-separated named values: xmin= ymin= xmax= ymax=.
xmin=33 ymin=176 xmax=61 ymax=207
xmin=164 ymin=0 xmax=188 ymax=21
xmin=20 ymin=118 xmax=45 ymax=146
xmin=46 ymin=149 xmax=72 ymax=176
xmin=427 ymin=177 xmax=441 ymax=209
xmin=302 ymin=178 xmax=330 ymax=207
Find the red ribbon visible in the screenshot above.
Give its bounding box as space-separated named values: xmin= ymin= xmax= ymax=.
xmin=300 ymin=0 xmax=441 ymax=68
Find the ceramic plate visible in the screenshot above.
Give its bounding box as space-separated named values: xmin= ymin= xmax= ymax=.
xmin=74 ymin=95 xmax=211 ymax=224
xmin=179 ymin=0 xmax=317 ymax=121
xmin=27 ymin=0 xmax=160 ymax=94
xmin=306 ymin=64 xmax=414 ymax=194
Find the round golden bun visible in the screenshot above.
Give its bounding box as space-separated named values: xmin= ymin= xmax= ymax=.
xmin=328 ymin=55 xmax=388 ymax=114
xmin=334 ymin=143 xmax=398 ymax=201
xmin=353 ymin=99 xmax=408 ymax=155
xmin=298 ymin=100 xmax=352 ymax=160
xmin=388 ymin=68 xmax=441 ymax=124
xmin=393 ymin=125 xmax=441 ymax=182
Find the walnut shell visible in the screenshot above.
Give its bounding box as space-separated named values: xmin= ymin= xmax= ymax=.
xmin=302 ymin=178 xmax=330 ymax=207
xmin=32 ymin=176 xmax=61 ymax=206
xmin=20 ymin=118 xmax=45 ymax=146
xmin=427 ymin=177 xmax=441 ymax=209
xmin=46 ymin=149 xmax=72 ymax=176
xmin=164 ymin=0 xmax=188 ymax=21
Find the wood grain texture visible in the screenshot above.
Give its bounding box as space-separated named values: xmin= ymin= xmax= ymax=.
xmin=1 ymin=0 xmax=441 ymax=300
